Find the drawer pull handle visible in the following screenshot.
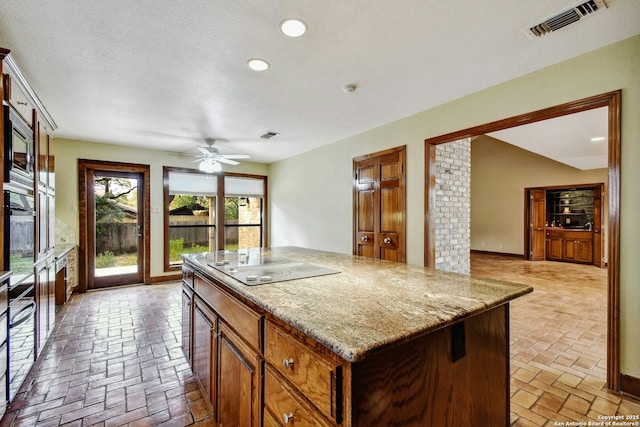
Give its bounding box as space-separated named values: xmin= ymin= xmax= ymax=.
xmin=283 ymin=412 xmax=294 ymax=424
xmin=17 ymin=101 xmax=28 ymax=106
xmin=283 ymin=358 xmax=294 ymax=369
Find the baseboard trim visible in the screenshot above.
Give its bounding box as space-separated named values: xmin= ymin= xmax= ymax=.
xmin=470 ymin=250 xmax=525 ymax=259
xmin=150 ymin=273 xmax=181 ymax=283
xmin=620 ymin=373 xmax=640 ymax=401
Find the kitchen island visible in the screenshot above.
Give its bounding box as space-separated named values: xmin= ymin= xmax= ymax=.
xmin=181 ymin=247 xmax=532 ymax=426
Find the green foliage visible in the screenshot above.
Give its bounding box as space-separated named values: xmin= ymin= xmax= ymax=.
xmin=225 ymin=198 xmax=238 ymax=220
xmin=95 ymin=251 xmax=116 ymax=268
xmin=95 ymin=196 xmax=125 ymax=223
xmin=171 ymin=195 xmax=210 ymax=211
xmin=169 ymin=238 xmax=185 ymax=262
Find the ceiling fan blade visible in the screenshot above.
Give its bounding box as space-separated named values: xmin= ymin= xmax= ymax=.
xmin=197 ymin=146 xmax=212 ymax=155
xmin=216 ymin=157 xmax=240 ymax=165
xmin=220 ymin=154 xmax=250 ymax=159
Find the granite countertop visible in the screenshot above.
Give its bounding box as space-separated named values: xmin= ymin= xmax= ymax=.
xmin=54 ymin=244 xmax=75 ymax=259
xmin=182 ymin=246 xmax=533 ymax=362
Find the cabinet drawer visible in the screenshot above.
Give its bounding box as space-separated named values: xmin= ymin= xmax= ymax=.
xmin=194 ymin=273 xmax=262 ymax=352
xmin=265 ymin=321 xmax=339 ymax=422
xmin=182 ymin=266 xmax=194 ymax=287
xmin=264 ymin=368 xmax=330 ymax=427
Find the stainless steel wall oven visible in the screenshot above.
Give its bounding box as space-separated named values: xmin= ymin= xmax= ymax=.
xmin=3 ymin=105 xmax=34 ymax=186
xmin=3 ymin=187 xmax=36 ymax=401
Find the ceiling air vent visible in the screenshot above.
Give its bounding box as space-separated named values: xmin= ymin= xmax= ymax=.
xmin=528 ymin=0 xmax=607 ymax=38
xmin=260 ymin=131 xmax=279 ymax=139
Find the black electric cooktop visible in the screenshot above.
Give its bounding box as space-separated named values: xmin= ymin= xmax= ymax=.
xmin=206 ymin=250 xmax=340 ymax=286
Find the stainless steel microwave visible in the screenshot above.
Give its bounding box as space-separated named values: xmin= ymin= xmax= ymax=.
xmin=3 ymin=105 xmax=34 ymax=184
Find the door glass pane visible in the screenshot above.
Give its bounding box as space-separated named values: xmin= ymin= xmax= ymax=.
xmin=169 ymin=195 xmax=216 ymax=265
xmin=224 ymin=197 xmax=262 ymax=250
xmin=94 ymin=175 xmax=139 ymax=277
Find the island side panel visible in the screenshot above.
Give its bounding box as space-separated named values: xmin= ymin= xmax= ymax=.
xmin=350 ymin=304 xmax=509 ymax=426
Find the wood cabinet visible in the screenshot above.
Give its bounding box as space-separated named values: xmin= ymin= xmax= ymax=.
xmin=55 ymin=246 xmax=76 ymax=306
xmin=218 ymin=322 xmax=262 ymax=427
xmin=192 ymin=296 xmax=217 ymax=412
xmin=527 ymin=183 xmax=603 ymax=267
xmin=545 ymin=230 xmax=564 ymax=261
xmin=35 ymin=258 xmax=55 ymax=357
xmin=563 ymin=231 xmax=593 ymax=263
xmin=264 ymin=321 xmax=341 ymax=425
xmin=545 ymin=229 xmax=593 ymax=264
xmin=184 ymin=260 xmax=513 ymax=426
xmin=187 ymin=272 xmax=264 ymax=425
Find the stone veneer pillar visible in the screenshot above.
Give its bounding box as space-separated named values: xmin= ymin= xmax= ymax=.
xmin=434 ymin=138 xmax=471 ymax=274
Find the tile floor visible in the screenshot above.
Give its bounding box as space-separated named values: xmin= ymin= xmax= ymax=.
xmin=470 ymin=253 xmax=640 ymax=426
xmin=0 ymin=254 xmax=638 ymax=426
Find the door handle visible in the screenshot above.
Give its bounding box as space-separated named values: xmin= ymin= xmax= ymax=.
xmin=361 ymin=236 xmax=369 ymax=242
xmin=383 ymin=237 xmax=392 ymax=244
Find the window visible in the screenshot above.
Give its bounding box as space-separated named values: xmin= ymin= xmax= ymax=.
xmin=163 ymin=167 xmax=267 ymax=271
xmin=223 ymin=176 xmax=265 ymax=250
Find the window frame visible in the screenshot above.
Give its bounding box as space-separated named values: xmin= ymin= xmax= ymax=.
xmin=163 ymin=166 xmax=267 ymax=272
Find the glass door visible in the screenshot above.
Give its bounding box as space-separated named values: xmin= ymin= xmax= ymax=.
xmin=90 ymin=171 xmax=144 ymax=288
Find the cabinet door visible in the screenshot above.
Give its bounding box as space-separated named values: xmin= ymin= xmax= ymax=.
xmin=181 ymin=285 xmax=193 ymax=364
xmin=575 ymin=240 xmax=593 ymax=263
xmin=36 ymin=264 xmax=49 ymax=355
xmin=546 ymin=235 xmax=563 ymax=260
xmin=193 ymin=297 xmax=217 ymax=412
xmin=563 ymin=239 xmax=576 ymax=261
xmin=217 ymin=322 xmax=262 ymax=427
xmin=47 ymin=262 xmax=55 ymax=335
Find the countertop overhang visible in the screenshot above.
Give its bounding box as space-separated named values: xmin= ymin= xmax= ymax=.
xmin=182 ymin=246 xmax=533 ymax=362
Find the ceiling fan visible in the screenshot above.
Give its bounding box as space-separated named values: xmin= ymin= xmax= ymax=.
xmin=193 ymin=139 xmax=250 ymax=173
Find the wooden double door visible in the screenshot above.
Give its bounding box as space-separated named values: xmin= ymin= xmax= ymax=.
xmin=353 ymin=146 xmax=406 ymax=262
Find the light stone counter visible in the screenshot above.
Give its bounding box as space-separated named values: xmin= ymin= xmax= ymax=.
xmin=182 ymin=246 xmax=532 ymax=362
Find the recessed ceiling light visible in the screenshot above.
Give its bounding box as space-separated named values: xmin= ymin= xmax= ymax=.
xmin=247 ymin=58 xmax=270 ymax=72
xmin=590 ymin=136 xmax=606 ymax=142
xmin=280 ymin=19 xmax=307 ymax=37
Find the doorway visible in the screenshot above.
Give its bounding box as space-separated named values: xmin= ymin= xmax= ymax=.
xmin=79 ymin=160 xmax=151 ymax=291
xmin=424 ymin=90 xmax=621 ymax=390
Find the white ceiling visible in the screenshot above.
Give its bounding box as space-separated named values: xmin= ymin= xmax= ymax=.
xmin=487 ymin=106 xmax=608 ymax=170
xmin=0 ymin=1 xmax=638 ymax=165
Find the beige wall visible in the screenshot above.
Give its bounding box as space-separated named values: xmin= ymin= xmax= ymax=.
xmin=471 ymin=135 xmax=608 ymax=257
xmin=54 ymin=138 xmax=268 ymax=278
xmin=269 ymin=35 xmax=640 ymax=377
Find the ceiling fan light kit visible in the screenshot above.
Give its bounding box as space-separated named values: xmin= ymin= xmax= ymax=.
xmin=193 ymin=139 xmax=250 ymax=173
xmin=199 ymin=158 xmax=222 ymax=173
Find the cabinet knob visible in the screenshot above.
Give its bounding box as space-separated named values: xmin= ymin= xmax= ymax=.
xmin=283 ymin=412 xmax=294 ymax=424
xmin=283 ymin=358 xmax=294 ymax=369
xmin=383 ymin=237 xmax=392 ymax=244
xmin=361 ymin=236 xmax=369 ymax=242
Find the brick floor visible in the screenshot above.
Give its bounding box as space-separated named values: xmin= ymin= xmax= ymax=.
xmin=471 ymin=253 xmax=640 ymax=427
xmin=0 ymin=283 xmax=214 ymax=426
xmin=1 ymin=255 xmax=639 ymax=426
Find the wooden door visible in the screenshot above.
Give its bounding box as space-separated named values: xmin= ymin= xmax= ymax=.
xmin=78 ymin=160 xmax=150 ymax=291
xmin=529 ymin=189 xmax=546 ymax=261
xmin=217 ymin=322 xmax=262 ymax=427
xmin=593 ymin=184 xmax=603 ymax=268
xmin=353 ymin=146 xmax=406 ymax=262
